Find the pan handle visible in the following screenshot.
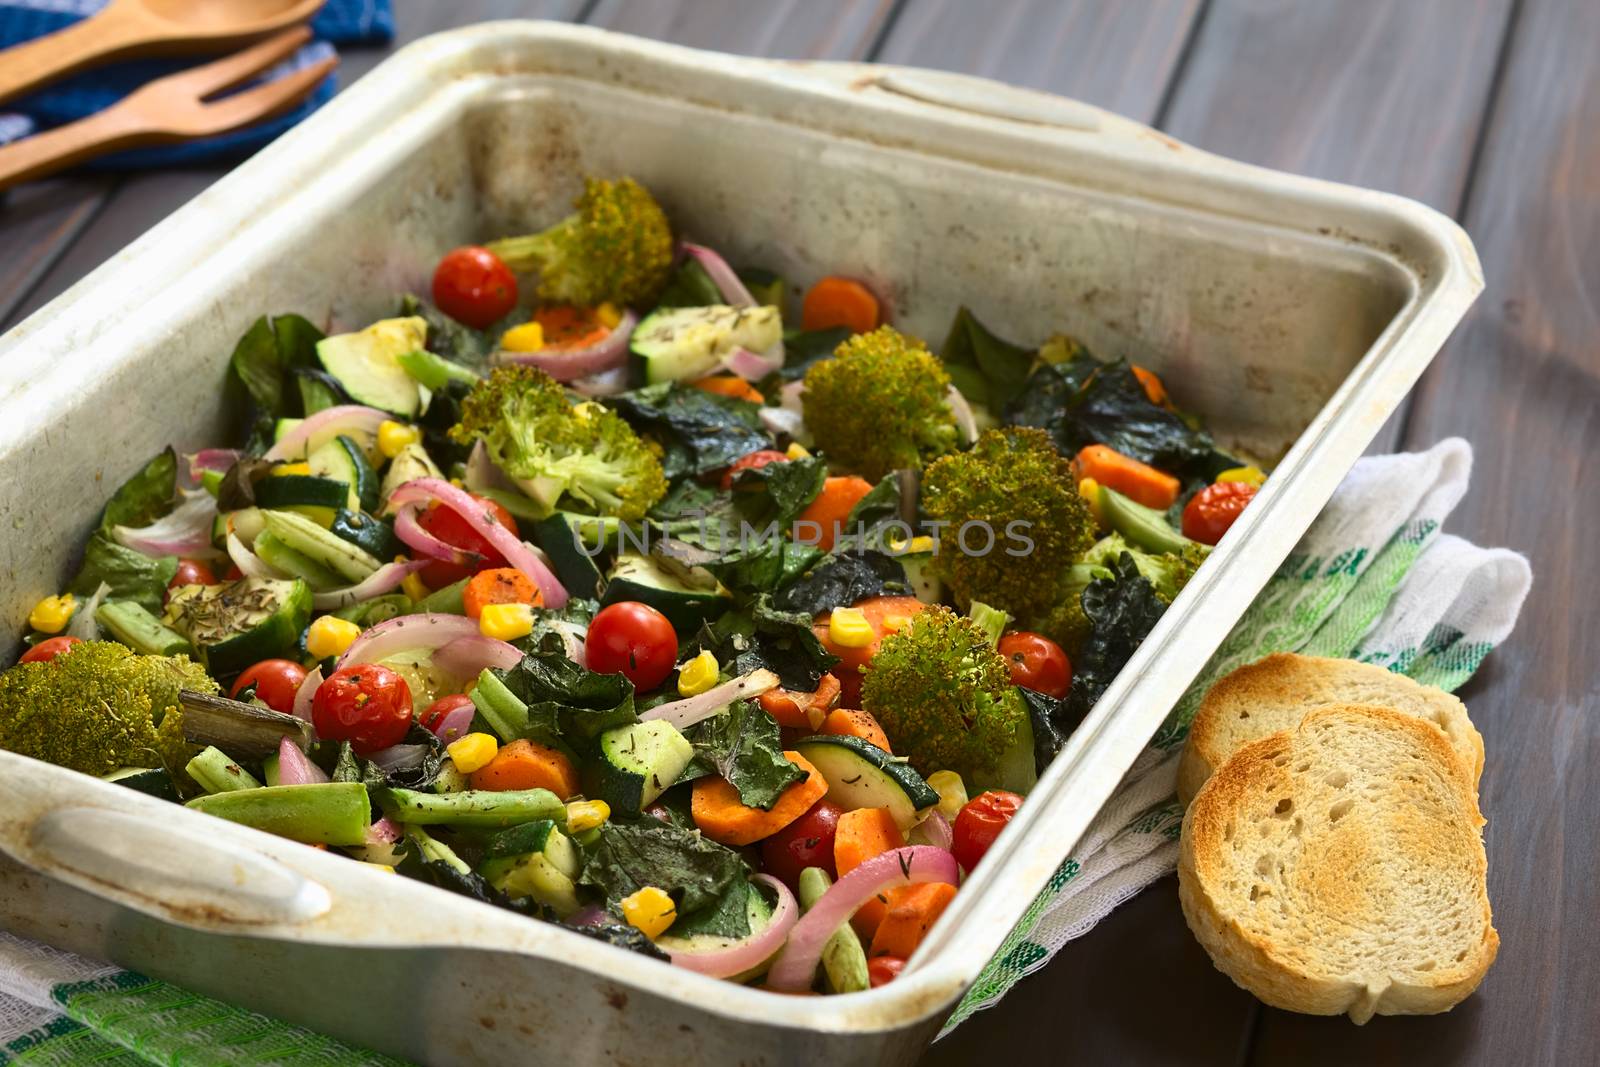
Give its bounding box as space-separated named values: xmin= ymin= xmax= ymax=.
xmin=22 ymin=805 xmax=332 ymax=927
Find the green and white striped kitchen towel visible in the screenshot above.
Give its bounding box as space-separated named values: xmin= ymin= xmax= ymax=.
xmin=0 ymin=439 xmax=1530 ymax=1062
xmin=942 ymin=437 xmax=1531 ymax=1033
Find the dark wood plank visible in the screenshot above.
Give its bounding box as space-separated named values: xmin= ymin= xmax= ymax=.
xmin=1252 ymin=0 xmax=1600 ymax=1061
xmin=927 ymin=879 xmax=1260 ymax=1066
xmin=873 ymin=0 xmax=1201 ymax=118
xmin=1160 ymin=0 xmax=1514 ymax=454
xmin=585 ymin=0 xmax=897 ymax=60
xmin=0 ymin=0 xmax=587 ymax=332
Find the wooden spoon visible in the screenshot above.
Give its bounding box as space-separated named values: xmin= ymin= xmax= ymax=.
xmin=0 ymin=0 xmax=326 ymax=106
xmin=0 ymin=27 xmax=336 ymax=192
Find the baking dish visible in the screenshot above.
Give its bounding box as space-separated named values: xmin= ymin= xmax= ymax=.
xmin=0 ymin=22 xmax=1480 ymax=1065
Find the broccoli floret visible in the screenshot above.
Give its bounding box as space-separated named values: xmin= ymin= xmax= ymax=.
xmin=0 ymin=641 xmax=216 ymax=777
xmin=487 ymin=177 xmax=673 ymax=308
xmin=801 ymin=326 xmax=960 ymax=482
xmin=921 ymin=426 xmax=1098 ymax=626
xmin=1081 ymin=533 xmax=1209 ymax=603
xmin=861 ymin=606 xmax=1030 ymax=788
xmin=451 ymin=365 xmax=667 ymax=521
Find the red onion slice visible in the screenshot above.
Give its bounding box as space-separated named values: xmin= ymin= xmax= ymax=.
xmin=909 ymin=809 xmax=953 ymax=852
xmin=494 ymin=309 xmax=637 ymax=380
xmin=292 ymin=666 xmax=322 ymax=723
xmin=571 ymin=365 xmax=631 ymax=397
xmin=718 ymin=345 xmax=783 ymax=381
xmin=366 ymin=816 xmax=402 ymax=846
xmin=668 ymin=875 xmax=798 ymax=979
xmin=275 ymin=736 xmax=329 ymax=785
xmin=227 ymin=531 xmax=283 ymax=580
xmin=113 ymin=490 xmax=221 ymax=559
xmin=265 ymin=405 xmax=389 ymax=462
xmin=765 ymin=846 xmax=958 ymax=992
xmin=393 ymin=501 xmax=484 ymax=567
xmin=433 ymin=634 xmax=524 ymax=678
xmin=566 ymin=904 xmax=609 ymax=928
xmin=368 ymin=743 xmax=429 ymax=774
xmin=337 ymin=612 xmax=489 ymax=669
xmin=427 ymin=701 xmax=476 ymax=744
xmin=682 ymin=242 xmax=755 ymax=307
xmin=946 ymin=384 xmax=978 ymax=444
xmin=65 ymin=582 xmax=110 ymax=642
xmin=463 ymin=439 xmax=521 ymax=499
xmin=311 ymin=558 xmax=430 ymax=611
xmin=386 ymin=479 xmax=567 ymax=608
xmin=638 ymin=669 xmax=781 ymax=731
xmin=185 ymin=448 xmax=240 ymax=487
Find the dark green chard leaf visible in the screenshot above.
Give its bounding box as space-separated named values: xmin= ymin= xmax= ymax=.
xmin=610 ymin=383 xmax=771 ymax=482
xmin=1019 ymin=687 xmax=1075 ymax=776
xmin=1005 ymin=356 xmax=1237 ymax=486
xmin=1060 ymin=553 xmax=1168 ymax=724
xmin=417 ymin=377 xmax=475 ymax=469
xmin=655 ymin=258 xmax=725 ymax=308
xmin=491 ymin=651 xmax=637 ymax=750
xmin=700 ymin=540 xmax=823 ymax=596
xmin=685 ymin=699 xmax=805 ymax=810
xmin=579 ymin=819 xmax=750 ymax=916
xmin=939 ymin=306 xmax=1036 ymax=412
xmin=215 ymin=456 xmax=275 ymax=512
xmin=731 ymin=454 xmax=827 ymax=529
xmin=843 ymin=472 xmax=904 ymax=539
xmin=572 ymin=919 xmax=672 ymax=960
xmin=330 ymin=741 xmax=362 ymax=784
xmin=68 ymin=537 xmax=177 ymax=616
xmin=99 ymin=447 xmax=178 ymax=534
xmin=773 ymin=550 xmax=910 ymax=616
xmin=227 ymin=313 xmax=325 ymax=420
xmin=398 ymin=294 xmax=495 ymax=373
xmin=669 ymin=879 xmax=756 ymax=940
xmin=779 ymin=326 xmax=851 ymax=381
xmin=697 ymin=595 xmax=838 ymax=691
xmin=292 ymin=368 xmax=353 ymax=416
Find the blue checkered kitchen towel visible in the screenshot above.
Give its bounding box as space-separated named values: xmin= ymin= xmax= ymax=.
xmin=0 ymin=0 xmax=392 ymax=167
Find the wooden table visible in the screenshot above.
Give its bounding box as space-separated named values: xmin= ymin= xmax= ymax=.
xmin=3 ymin=2 xmax=1594 ymax=1063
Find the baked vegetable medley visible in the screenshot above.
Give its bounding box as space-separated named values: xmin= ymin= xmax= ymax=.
xmin=2 ymin=177 xmax=1263 ymax=993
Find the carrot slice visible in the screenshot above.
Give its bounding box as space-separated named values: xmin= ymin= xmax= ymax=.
xmin=533 ymin=304 xmax=610 ymax=349
xmin=693 ymin=374 xmax=766 ymax=404
xmin=868 ymin=882 xmax=957 ymax=959
xmin=470 ymin=739 xmax=579 ymax=799
xmin=1073 ymin=443 xmax=1181 ymax=511
xmin=462 ymin=567 xmax=542 ymax=620
xmin=801 ymin=276 xmax=880 ymax=334
xmin=834 ymin=806 xmax=906 ymax=937
xmin=812 ymin=595 xmax=926 ymax=707
xmin=795 ymin=475 xmax=875 ymax=553
xmin=1131 ymin=365 xmax=1168 ymax=407
xmin=820 ymin=708 xmax=892 ymax=754
xmin=691 ymin=751 xmax=827 ymax=846
xmin=759 ymin=673 xmax=842 ymax=731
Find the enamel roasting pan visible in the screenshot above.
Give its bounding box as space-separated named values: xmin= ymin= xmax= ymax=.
xmin=0 ymin=23 xmax=1481 ymax=1066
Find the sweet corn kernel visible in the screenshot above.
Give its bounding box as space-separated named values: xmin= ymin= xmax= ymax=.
xmin=595 ymin=303 xmax=623 ymax=330
xmin=880 ymin=613 xmax=912 ymax=634
xmin=360 ymin=861 xmax=398 ymax=873
xmin=500 ymin=321 xmax=545 ymax=353
xmin=1079 ymin=477 xmax=1105 ymax=527
xmin=619 ymin=886 xmax=677 ymax=940
xmin=784 ymin=442 xmax=812 ymax=460
xmin=676 ymin=650 xmax=720 ymax=697
xmin=377 ymin=419 xmax=421 ymax=459
xmin=27 ymin=594 xmax=74 ymax=634
xmin=447 ymin=732 xmax=499 ymax=774
xmin=479 ymin=602 xmax=534 ymax=641
xmin=927 ymin=770 xmax=969 ymax=822
xmin=566 ymin=799 xmax=611 ymax=834
xmin=884 ymin=534 xmax=934 ymax=555
xmin=272 ymin=462 xmax=312 ymax=477
xmin=828 ymin=607 xmax=874 ymax=648
xmin=306 ymin=615 xmax=362 ymax=659
xmin=1216 ymin=465 xmax=1266 ymax=487
xmin=400 ymin=561 xmax=429 ymax=603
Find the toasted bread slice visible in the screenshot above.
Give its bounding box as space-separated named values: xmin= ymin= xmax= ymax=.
xmin=1177 ymin=653 xmax=1483 ymax=805
xmin=1177 ymin=704 xmax=1496 ymax=1023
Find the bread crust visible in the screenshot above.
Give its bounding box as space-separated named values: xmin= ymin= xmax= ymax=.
xmin=1178 ymin=653 xmax=1484 ymax=805
xmin=1177 ymin=704 xmax=1497 ymax=1023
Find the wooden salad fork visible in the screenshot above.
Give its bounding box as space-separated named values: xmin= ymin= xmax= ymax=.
xmin=0 ymin=27 xmax=336 ymax=193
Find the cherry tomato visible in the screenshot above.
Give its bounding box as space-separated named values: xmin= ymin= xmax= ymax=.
xmin=719 ymin=449 xmax=789 ymax=491
xmin=421 ymin=693 xmax=475 ymax=742
xmin=168 ymin=558 xmax=217 ymax=594
xmin=997 ymin=631 xmax=1072 ymax=699
xmin=951 ymin=790 xmax=1024 ymax=873
xmin=417 ymin=496 xmax=519 ymax=589
xmin=760 ymin=799 xmax=844 ymax=889
xmin=312 ymin=664 xmax=414 ymax=755
xmin=230 ymin=658 xmax=308 ymax=715
xmin=1182 ymin=481 xmax=1258 ymax=545
xmin=867 ymin=956 xmax=906 ymax=988
xmin=222 ymin=563 xmax=244 ymax=581
xmin=432 ymin=246 xmax=517 ymax=330
xmin=20 ymin=636 xmax=82 ymax=664
xmin=584 ymin=602 xmax=678 ymax=692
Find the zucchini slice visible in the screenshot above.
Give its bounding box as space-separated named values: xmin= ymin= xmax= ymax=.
xmin=164 ymin=577 xmax=311 ymax=679
xmin=791 ymin=734 xmax=939 ymax=831
xmin=601 ymin=553 xmax=731 ymax=633
xmin=315 ymin=316 xmax=427 ymax=417
xmin=594 ymin=720 xmax=694 ymax=812
xmin=631 ymin=304 xmax=783 ymax=384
